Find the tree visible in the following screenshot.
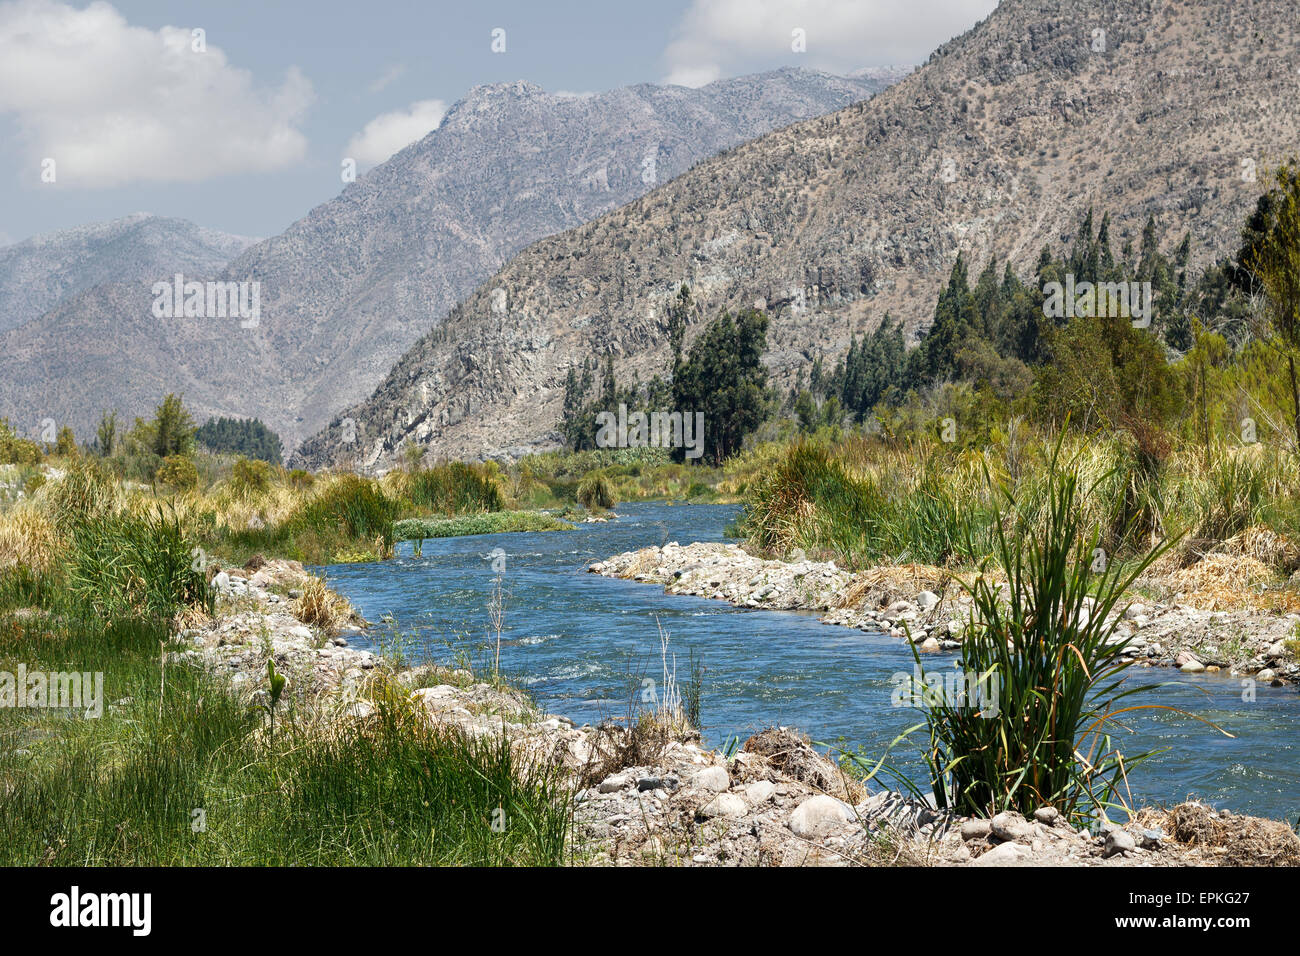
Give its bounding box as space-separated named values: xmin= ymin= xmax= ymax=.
xmin=1240 ymin=161 xmax=1300 ymax=449
xmin=54 ymin=426 xmax=77 ymax=458
xmin=96 ymin=411 xmax=118 ymax=457
xmin=194 ymin=416 xmax=283 ymax=464
xmin=671 ymin=309 xmax=771 ymax=464
xmin=150 ymin=394 xmax=196 ymax=458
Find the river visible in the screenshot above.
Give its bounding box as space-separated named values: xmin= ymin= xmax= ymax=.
xmin=318 ymin=501 xmax=1300 ymax=821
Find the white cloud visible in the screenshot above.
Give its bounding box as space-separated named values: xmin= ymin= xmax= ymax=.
xmin=344 ymin=99 xmax=446 ymax=168
xmin=0 ymin=0 xmax=313 ymax=187
xmin=662 ymin=0 xmax=998 ymax=86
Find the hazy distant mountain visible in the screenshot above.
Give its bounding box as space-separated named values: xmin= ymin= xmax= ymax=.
xmin=0 ymin=214 xmax=256 ymax=334
xmin=296 ymin=0 xmax=1300 ymax=470
xmin=0 ymin=67 xmax=899 ymax=447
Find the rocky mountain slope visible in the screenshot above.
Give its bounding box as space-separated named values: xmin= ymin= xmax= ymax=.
xmin=296 ymin=0 xmax=1300 ymax=470
xmin=0 ymin=214 xmax=255 ymax=335
xmin=0 ymin=68 xmax=899 ymax=447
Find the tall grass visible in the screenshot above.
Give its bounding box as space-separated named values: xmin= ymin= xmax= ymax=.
xmin=736 ymin=440 xmax=988 ymax=566
xmin=406 ymin=462 xmax=504 ymax=515
xmin=0 ymin=567 xmax=570 ymax=865
xmin=910 ymin=455 xmax=1177 ymax=821
xmin=66 ymin=505 xmax=212 ymax=620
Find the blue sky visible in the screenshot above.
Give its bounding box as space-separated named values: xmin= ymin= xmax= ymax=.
xmin=0 ymin=0 xmax=998 ymax=245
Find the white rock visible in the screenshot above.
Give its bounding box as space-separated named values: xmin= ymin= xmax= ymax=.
xmin=598 ymin=772 xmax=632 ymax=793
xmin=690 ymin=766 xmax=730 ymax=793
xmin=916 ymin=591 xmax=940 ymax=610
xmin=788 ymin=795 xmax=853 ymax=838
xmin=698 ymin=793 xmax=749 ymax=819
xmin=974 ymin=842 xmax=1034 ymax=866
xmin=744 ymin=781 xmax=776 ymax=805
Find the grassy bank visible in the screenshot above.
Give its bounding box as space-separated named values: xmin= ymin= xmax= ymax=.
xmin=0 ymin=483 xmax=571 ymax=865
xmin=395 ymin=511 xmax=573 ymax=543
xmin=730 ymin=428 xmax=1300 ymax=611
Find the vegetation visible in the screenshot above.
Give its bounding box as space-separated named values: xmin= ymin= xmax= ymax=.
xmin=561 ymin=289 xmax=772 ymax=466
xmin=394 ymin=512 xmax=573 ymax=541
xmin=906 ymin=454 xmax=1174 ymax=821
xmin=0 ymin=596 xmax=571 ymax=865
xmin=195 ymin=416 xmax=284 ymax=465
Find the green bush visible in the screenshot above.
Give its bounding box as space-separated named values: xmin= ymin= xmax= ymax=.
xmin=408 ymin=462 xmax=503 ymax=514
xmin=230 ymin=458 xmax=273 ymax=498
xmin=67 ymin=506 xmax=212 ymax=620
xmin=576 ymin=472 xmax=616 ymax=510
xmin=156 ymin=454 xmax=199 ymax=491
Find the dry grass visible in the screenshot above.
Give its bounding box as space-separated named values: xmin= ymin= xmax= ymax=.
xmin=0 ymin=507 xmax=59 ymax=571
xmin=292 ymin=575 xmax=352 ymax=632
xmin=742 ymin=727 xmax=865 ymax=802
xmin=1223 ymin=525 xmax=1300 ymax=572
xmin=1137 ymin=802 xmax=1300 ymax=866
xmin=836 ymin=563 xmax=952 ymax=610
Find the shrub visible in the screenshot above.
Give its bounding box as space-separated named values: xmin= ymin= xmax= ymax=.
xmin=157 ymin=455 xmax=199 ymax=492
xmin=231 ymin=458 xmax=274 ymax=498
xmin=408 ymin=463 xmax=504 ymax=514
xmin=577 ymin=472 xmax=616 ymax=510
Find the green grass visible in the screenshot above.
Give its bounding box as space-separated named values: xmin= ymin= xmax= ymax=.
xmin=394 ymin=511 xmax=573 ymax=541
xmin=734 ymin=440 xmax=990 ymax=566
xmin=860 ymin=452 xmax=1181 ymax=824
xmin=407 ymin=462 xmax=505 ymax=514
xmin=0 ymin=544 xmax=571 ymax=865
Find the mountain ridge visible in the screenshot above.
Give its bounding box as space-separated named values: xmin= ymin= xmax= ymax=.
xmin=0 ymin=66 xmax=898 ymax=445
xmin=294 ymin=0 xmax=1300 ymax=471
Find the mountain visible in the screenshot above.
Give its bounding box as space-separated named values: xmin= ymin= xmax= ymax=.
xmin=295 ymin=0 xmax=1300 ymax=471
xmin=0 ymin=67 xmax=900 ymax=447
xmin=0 ymin=214 xmax=256 ymax=334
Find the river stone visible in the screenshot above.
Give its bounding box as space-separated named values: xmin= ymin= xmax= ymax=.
xmin=960 ymin=819 xmax=992 ymax=841
xmin=598 ymin=772 xmax=632 ymax=793
xmin=1033 ymin=807 xmax=1061 ymax=826
xmin=690 ymin=766 xmax=730 ymax=793
xmin=916 ymin=590 xmax=940 ymax=610
xmin=1180 ymin=659 xmax=1206 ymax=673
xmin=975 ymin=842 xmax=1034 ymax=866
xmin=919 ymin=637 xmax=942 ymax=653
xmin=698 ymin=793 xmax=749 ymax=819
xmin=1103 ymin=829 xmax=1137 ymax=857
xmin=744 ymin=780 xmax=776 ymax=805
xmin=788 ymin=795 xmax=853 ymax=838
xmin=991 ymin=811 xmax=1035 ymax=843
xmin=1256 ymin=668 xmax=1277 ymax=682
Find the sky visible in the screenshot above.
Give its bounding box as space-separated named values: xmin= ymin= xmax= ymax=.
xmin=0 ymin=0 xmax=999 ymax=246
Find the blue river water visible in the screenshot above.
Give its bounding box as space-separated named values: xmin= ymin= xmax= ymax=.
xmin=318 ymin=501 xmax=1300 ymax=822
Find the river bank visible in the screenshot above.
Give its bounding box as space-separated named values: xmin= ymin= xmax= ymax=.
xmin=589 ymin=541 xmax=1300 ymax=684
xmin=177 ymin=554 xmax=1300 ymax=866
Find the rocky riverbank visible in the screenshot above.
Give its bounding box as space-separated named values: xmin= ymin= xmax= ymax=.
xmin=588 ymin=541 xmax=1300 ymax=684
xmin=164 ymin=553 xmax=1300 ymax=866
